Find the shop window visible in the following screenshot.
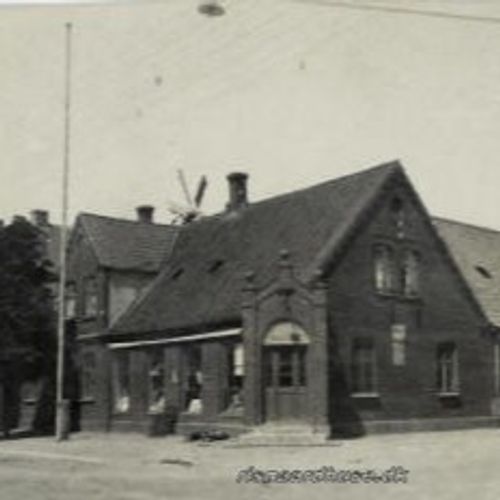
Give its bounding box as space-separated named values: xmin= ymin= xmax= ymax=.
xmin=374 ymin=244 xmax=395 ymax=293
xmin=402 ymin=250 xmax=420 ymax=296
xmin=184 ymin=344 xmax=202 ymax=413
xmin=436 ymin=342 xmax=459 ymax=394
xmin=226 ymin=342 xmax=244 ymax=410
xmin=351 ymin=338 xmax=377 ymax=394
xmin=83 ymin=277 xmax=98 ymax=318
xmin=112 ymin=351 xmax=130 ymax=413
xmin=148 ymin=350 xmax=165 ymax=413
xmin=81 ymin=351 xmax=96 ymax=400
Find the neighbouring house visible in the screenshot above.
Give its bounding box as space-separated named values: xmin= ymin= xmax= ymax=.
xmin=67 ymin=206 xmax=179 ymax=431
xmin=75 ymin=162 xmax=500 ymax=437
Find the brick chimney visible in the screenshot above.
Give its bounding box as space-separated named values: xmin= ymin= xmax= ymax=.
xmin=136 ymin=205 xmax=154 ymax=223
xmin=30 ymin=209 xmax=49 ymax=226
xmin=226 ymin=172 xmax=248 ymax=211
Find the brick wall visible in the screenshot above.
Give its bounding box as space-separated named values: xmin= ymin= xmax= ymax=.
xmin=326 ymin=178 xmax=494 ymax=434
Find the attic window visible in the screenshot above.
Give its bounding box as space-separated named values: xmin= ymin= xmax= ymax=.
xmin=208 ymin=259 xmax=224 ymax=273
xmin=171 ymin=268 xmax=184 ymax=280
xmin=390 ymin=196 xmax=405 ymax=237
xmin=475 ymin=265 xmax=492 ymax=279
xmin=391 ymin=196 xmax=404 ymax=213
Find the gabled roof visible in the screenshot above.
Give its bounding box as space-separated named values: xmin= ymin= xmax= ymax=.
xmin=76 ymin=213 xmax=179 ymax=272
xmin=112 ymin=161 xmax=404 ymax=336
xmin=433 ymin=217 xmax=500 ymax=327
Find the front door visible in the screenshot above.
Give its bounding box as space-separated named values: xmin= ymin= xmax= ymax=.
xmin=264 ymin=345 xmax=307 ymax=421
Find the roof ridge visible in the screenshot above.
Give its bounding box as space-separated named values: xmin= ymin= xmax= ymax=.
xmin=247 ymin=160 xmax=402 ymax=208
xmin=433 ymin=216 xmax=500 ymax=237
xmin=79 ymin=212 xmax=176 ymax=229
xmin=179 ymin=160 xmax=403 ymax=229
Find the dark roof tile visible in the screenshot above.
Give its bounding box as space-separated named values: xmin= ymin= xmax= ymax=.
xmin=112 ymin=161 xmax=403 ymax=335
xmin=79 ymin=214 xmax=178 ymax=272
xmin=433 ymin=217 xmax=500 ymax=327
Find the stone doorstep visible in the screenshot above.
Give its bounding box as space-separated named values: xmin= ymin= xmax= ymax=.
xmin=234 ymin=423 xmax=330 ymax=446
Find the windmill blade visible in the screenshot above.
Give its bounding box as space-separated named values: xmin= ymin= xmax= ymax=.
xmin=167 ymin=200 xmax=192 ymax=216
xmin=194 ymin=175 xmax=208 ymax=208
xmin=177 ymin=169 xmax=194 ymax=208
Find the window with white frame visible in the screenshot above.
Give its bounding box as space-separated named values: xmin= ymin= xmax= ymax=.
xmin=436 ymin=342 xmax=459 ymax=394
xmin=112 ymin=350 xmax=130 ymax=413
xmin=148 ymin=349 xmax=165 ymax=413
xmin=351 ymin=338 xmax=377 ymax=395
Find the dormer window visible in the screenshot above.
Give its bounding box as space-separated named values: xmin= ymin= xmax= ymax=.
xmin=374 ymin=244 xmax=396 ymax=293
xmin=475 ymin=265 xmax=492 ymax=279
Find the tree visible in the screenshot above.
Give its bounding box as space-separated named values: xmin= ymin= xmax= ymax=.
xmin=0 ymin=217 xmax=56 ymax=436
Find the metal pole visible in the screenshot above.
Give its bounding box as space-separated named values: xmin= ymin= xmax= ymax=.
xmin=55 ymin=22 xmax=72 ymax=441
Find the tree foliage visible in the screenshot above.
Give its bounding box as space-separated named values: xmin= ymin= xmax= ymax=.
xmin=0 ymin=218 xmax=57 ymax=376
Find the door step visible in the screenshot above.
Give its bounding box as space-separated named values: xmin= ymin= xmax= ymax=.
xmin=234 ymin=423 xmax=329 ymax=446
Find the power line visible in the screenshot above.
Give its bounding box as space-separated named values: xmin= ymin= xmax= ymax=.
xmin=295 ymin=0 xmax=500 ymax=25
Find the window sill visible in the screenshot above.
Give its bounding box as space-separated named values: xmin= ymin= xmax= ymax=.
xmin=78 ymin=397 xmax=95 ymax=404
xmin=75 ymin=315 xmax=98 ymax=323
xmin=375 ymin=291 xmax=421 ymax=302
xmin=437 ymin=392 xmax=460 ymax=398
xmin=351 ymin=392 xmax=380 ymax=399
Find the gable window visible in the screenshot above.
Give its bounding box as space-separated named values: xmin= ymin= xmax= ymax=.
xmin=374 ymin=244 xmax=395 ymax=293
xmin=81 ymin=351 xmax=96 ymax=400
xmin=401 ymin=250 xmax=420 ymax=297
xmin=436 ymin=342 xmax=459 ymax=394
xmin=112 ymin=350 xmax=130 ymax=413
xmin=148 ymin=350 xmax=165 ymax=414
xmin=391 ymin=196 xmax=405 ymax=238
xmin=351 ymin=338 xmax=377 ymax=395
xmin=83 ymin=277 xmax=98 ymax=318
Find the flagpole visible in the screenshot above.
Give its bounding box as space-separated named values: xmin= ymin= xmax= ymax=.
xmin=56 ymin=21 xmax=72 ymax=441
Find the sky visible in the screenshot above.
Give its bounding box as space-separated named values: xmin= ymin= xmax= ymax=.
xmin=2 ymin=0 xmax=500 ymax=228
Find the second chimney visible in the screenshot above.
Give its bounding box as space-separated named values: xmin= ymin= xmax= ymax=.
xmin=30 ymin=209 xmax=49 ymax=226
xmin=226 ymin=172 xmax=248 ymax=211
xmin=136 ymin=205 xmax=154 ymax=223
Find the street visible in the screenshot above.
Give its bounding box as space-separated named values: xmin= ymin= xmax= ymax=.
xmin=0 ymin=428 xmax=499 ymax=500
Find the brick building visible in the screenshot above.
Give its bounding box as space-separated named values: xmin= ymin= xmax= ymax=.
xmin=67 ymin=208 xmax=179 ymax=430
xmin=74 ymin=162 xmax=500 ymax=437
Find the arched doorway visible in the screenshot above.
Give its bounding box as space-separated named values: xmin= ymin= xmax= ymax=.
xmin=263 ymin=322 xmax=310 ymax=422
